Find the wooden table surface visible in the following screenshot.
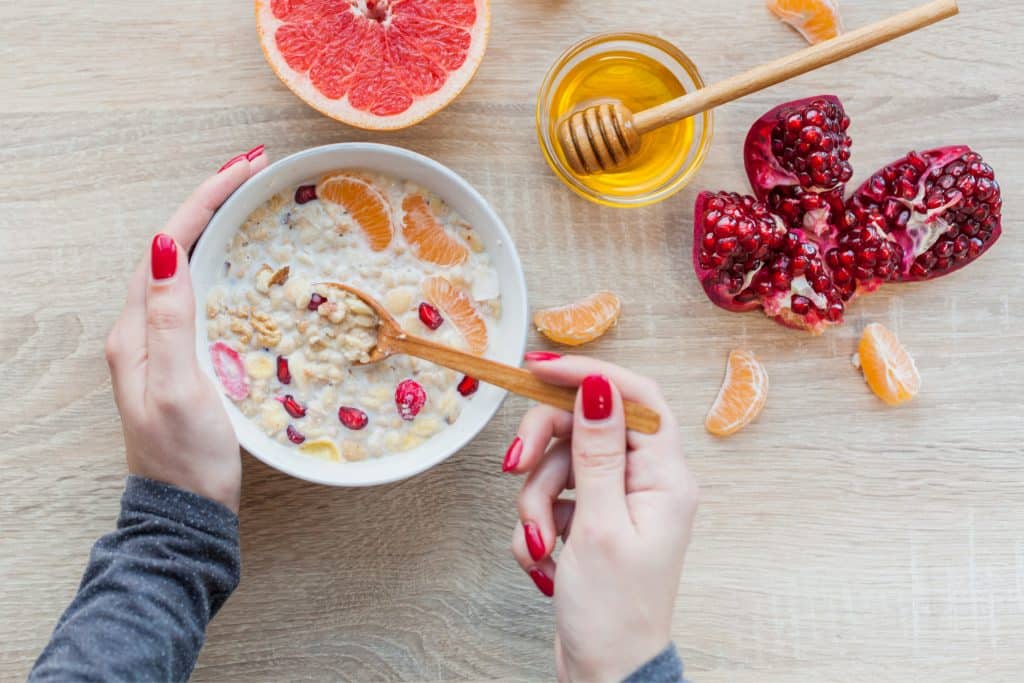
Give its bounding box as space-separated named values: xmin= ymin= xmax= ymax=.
xmin=2 ymin=1 xmax=1022 ymax=680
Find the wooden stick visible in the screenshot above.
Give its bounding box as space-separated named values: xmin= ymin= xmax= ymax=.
xmin=391 ymin=335 xmax=662 ymax=435
xmin=632 ymin=0 xmax=959 ymax=134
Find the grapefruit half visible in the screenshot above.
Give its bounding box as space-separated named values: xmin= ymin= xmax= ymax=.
xmin=256 ymin=0 xmax=490 ymax=130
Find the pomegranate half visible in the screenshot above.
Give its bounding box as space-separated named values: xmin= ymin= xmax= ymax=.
xmin=694 ymin=95 xmax=1002 ymax=333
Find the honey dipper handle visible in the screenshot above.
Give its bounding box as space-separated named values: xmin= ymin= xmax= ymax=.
xmin=632 ymin=0 xmax=959 ymax=135
xmin=391 ymin=335 xmax=662 ymax=435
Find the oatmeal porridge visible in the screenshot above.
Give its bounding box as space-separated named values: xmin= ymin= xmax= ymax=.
xmin=205 ymin=170 xmax=502 ymax=462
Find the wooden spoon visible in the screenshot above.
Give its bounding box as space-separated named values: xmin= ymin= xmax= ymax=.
xmin=319 ymin=282 xmax=662 ymax=435
xmin=557 ymin=0 xmax=959 ymax=175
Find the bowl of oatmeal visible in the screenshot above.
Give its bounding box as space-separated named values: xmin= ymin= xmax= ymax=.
xmin=190 ymin=143 xmax=528 ymax=486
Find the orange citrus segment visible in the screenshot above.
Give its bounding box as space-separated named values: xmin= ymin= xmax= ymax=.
xmin=705 ymin=350 xmax=769 ymax=436
xmin=857 ymin=323 xmax=920 ymax=406
xmin=402 ymin=194 xmax=469 ymax=266
xmin=422 ymin=275 xmax=488 ymax=355
xmin=766 ymin=0 xmax=843 ymax=44
xmin=316 ymin=174 xmax=393 ymax=251
xmin=533 ymin=291 xmax=621 ymax=346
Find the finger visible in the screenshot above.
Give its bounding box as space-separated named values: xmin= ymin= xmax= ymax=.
xmin=115 ymin=152 xmax=270 ymax=364
xmin=504 ymin=404 xmax=573 ymax=474
xmin=524 ymin=354 xmax=676 ymax=434
xmin=167 ymin=149 xmax=268 ymax=251
xmin=553 ymin=498 xmax=575 ymax=541
xmin=510 ymin=525 xmax=557 ymax=598
xmin=518 ymin=440 xmax=572 ymax=561
xmin=571 ymin=374 xmax=631 ymax=531
xmin=145 ymin=234 xmax=198 ymax=392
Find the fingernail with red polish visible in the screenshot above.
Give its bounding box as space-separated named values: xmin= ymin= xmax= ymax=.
xmin=581 ymin=374 xmax=613 ymax=422
xmin=502 ymin=436 xmax=522 ymax=472
xmin=524 ymin=351 xmax=561 ymax=362
xmin=245 ymin=144 xmax=265 ymax=161
xmin=218 ymin=153 xmax=247 ymax=173
xmin=529 ymin=568 xmax=554 ymax=597
xmin=524 ymin=523 xmax=545 ymax=562
xmin=151 ymin=233 xmax=178 ymax=280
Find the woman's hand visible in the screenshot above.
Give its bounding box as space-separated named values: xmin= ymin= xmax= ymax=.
xmin=104 ymin=147 xmax=269 ymax=512
xmin=507 ymin=354 xmax=699 ymax=682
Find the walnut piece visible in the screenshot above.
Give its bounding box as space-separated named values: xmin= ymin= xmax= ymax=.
xmin=251 ymin=311 xmax=281 ymax=348
xmin=269 ymin=265 xmax=290 ymax=287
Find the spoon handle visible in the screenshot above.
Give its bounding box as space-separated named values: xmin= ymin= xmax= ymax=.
xmin=391 ymin=335 xmax=662 ymax=435
xmin=632 ymin=0 xmax=959 ymax=134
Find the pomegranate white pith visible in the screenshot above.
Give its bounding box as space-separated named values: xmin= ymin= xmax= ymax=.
xmin=694 ymin=95 xmax=1003 ymax=334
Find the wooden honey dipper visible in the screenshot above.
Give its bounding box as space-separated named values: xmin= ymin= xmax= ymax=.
xmin=557 ymin=0 xmax=959 ymax=175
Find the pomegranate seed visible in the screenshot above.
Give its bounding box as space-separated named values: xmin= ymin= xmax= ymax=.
xmin=276 ymin=355 xmax=291 ymax=384
xmin=294 ymin=185 xmax=317 ymax=204
xmin=790 ymin=296 xmax=811 ymax=315
xmin=308 ymin=293 xmax=327 ymax=310
xmin=418 ymin=302 xmax=444 ymax=330
xmin=337 ymin=406 xmax=369 ymax=430
xmin=395 ymin=379 xmax=426 ymax=421
xmin=277 ymin=394 xmax=306 ymax=418
xmin=457 ymin=375 xmax=479 ymax=397
xmin=286 ymin=425 xmax=306 ymax=444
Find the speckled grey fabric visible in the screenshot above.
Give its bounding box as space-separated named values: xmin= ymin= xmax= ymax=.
xmin=623 ymin=643 xmax=687 ymax=683
xmin=29 ymin=476 xmax=240 ymax=682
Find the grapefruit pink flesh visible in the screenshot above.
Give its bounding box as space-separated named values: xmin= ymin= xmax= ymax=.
xmin=257 ymin=0 xmax=489 ymax=130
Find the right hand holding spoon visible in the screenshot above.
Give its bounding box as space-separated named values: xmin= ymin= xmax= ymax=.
xmin=507 ymin=355 xmax=699 ymax=681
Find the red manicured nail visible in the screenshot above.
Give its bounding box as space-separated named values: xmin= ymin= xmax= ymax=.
xmin=581 ymin=374 xmax=613 ymax=421
xmin=502 ymin=436 xmax=522 ymax=472
xmin=245 ymin=144 xmax=265 ymax=161
xmin=528 ymin=568 xmax=554 ymax=597
xmin=524 ymin=523 xmax=545 ymax=562
xmin=151 ymin=233 xmax=178 ymax=280
xmin=524 ymin=351 xmax=561 ymax=362
xmin=218 ymin=153 xmax=247 ymax=173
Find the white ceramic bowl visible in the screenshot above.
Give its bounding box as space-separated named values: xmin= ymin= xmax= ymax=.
xmin=190 ymin=143 xmax=528 ymax=487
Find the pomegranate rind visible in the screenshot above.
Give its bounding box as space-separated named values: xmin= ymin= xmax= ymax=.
xmin=848 ymin=146 xmax=1002 ymax=282
xmin=210 ymin=342 xmax=250 ymax=401
xmin=857 ymin=323 xmax=920 ymax=406
xmin=255 ymin=0 xmax=490 ymax=131
xmin=705 ymin=350 xmax=769 ymax=436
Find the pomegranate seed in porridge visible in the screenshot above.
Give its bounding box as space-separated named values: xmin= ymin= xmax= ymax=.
xmin=278 ymin=394 xmax=306 ymax=419
xmin=294 ymin=184 xmax=317 ymax=204
xmin=308 ymin=293 xmax=327 ymax=311
xmin=338 ymin=406 xmax=369 ymax=430
xmin=418 ymin=302 xmax=444 ymax=329
xmin=204 ymin=170 xmax=501 ymax=462
xmin=276 ymin=355 xmax=291 ymax=384
xmin=457 ymin=375 xmax=479 ymax=396
xmin=396 ymin=379 xmax=427 ymax=421
xmin=286 ymin=425 xmax=306 ymax=444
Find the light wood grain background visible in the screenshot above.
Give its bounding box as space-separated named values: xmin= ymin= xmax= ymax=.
xmin=1 ymin=1 xmax=1022 ymax=681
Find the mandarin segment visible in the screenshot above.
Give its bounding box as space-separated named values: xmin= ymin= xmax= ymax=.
xmin=422 ymin=275 xmax=488 ymax=355
xmin=316 ymin=174 xmax=394 ymax=251
xmin=766 ymin=0 xmax=843 ymax=44
xmin=705 ymin=350 xmax=769 ymax=437
xmin=402 ymin=194 xmax=469 ymax=266
xmin=857 ymin=323 xmax=920 ymax=406
xmin=533 ymin=291 xmax=622 ymax=346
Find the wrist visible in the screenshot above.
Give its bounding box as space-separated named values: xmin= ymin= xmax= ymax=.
xmin=564 ymin=635 xmax=671 ymax=683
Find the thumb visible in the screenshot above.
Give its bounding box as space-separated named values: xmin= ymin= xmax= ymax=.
xmin=571 ymin=374 xmax=631 ymax=531
xmin=145 ymin=233 xmax=198 ymax=390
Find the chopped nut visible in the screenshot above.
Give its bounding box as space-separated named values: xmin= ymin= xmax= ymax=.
xmin=269 ymin=265 xmax=290 ymax=287
xmin=229 ymin=319 xmax=253 ymax=346
xmin=251 ymin=311 xmax=281 ymax=348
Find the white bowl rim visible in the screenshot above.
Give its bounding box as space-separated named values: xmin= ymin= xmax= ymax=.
xmin=190 ymin=142 xmax=529 ymax=487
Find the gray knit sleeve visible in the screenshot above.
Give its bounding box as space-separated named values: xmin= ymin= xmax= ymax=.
xmin=29 ymin=476 xmax=241 ymax=682
xmin=623 ymin=643 xmax=688 ymax=683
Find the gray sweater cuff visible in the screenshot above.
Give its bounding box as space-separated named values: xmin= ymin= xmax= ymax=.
xmin=121 ymin=475 xmax=239 ymax=539
xmin=623 ymin=643 xmax=686 ymax=682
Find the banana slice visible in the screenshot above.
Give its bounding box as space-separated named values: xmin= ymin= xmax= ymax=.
xmin=299 ymin=438 xmax=341 ymax=462
xmin=245 ymin=352 xmax=275 ymax=379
